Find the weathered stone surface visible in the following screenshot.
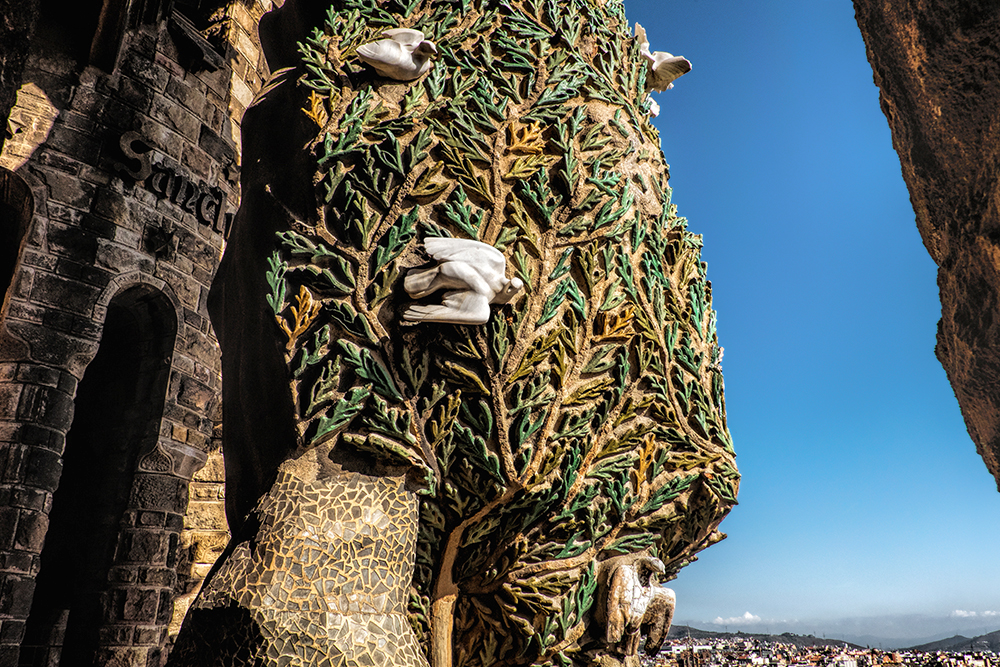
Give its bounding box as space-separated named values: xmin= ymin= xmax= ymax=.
xmin=197 ymin=123 xmax=236 ymax=166
xmin=0 ymin=575 xmax=34 ymax=617
xmin=119 ymin=530 xmax=171 ymax=565
xmin=12 ymin=509 xmax=46 ymax=552
xmin=22 ymin=446 xmax=61 ymax=490
xmin=0 ymin=0 xmax=39 ymax=157
xmin=854 ymin=1 xmax=1000 ymax=487
xmin=130 ymin=475 xmax=188 ymax=515
xmin=15 ymin=384 xmax=72 ymax=426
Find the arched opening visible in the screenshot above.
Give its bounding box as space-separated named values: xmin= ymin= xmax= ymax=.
xmin=19 ymin=285 xmax=176 ymax=667
xmin=0 ymin=169 xmax=33 ymax=311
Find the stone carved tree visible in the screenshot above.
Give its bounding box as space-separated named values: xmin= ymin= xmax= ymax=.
xmin=172 ymin=1 xmax=738 ymax=666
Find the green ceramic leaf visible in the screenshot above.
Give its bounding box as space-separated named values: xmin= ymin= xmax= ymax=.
xmin=336 ymin=340 xmax=402 ymax=402
xmin=374 ymin=207 xmax=419 ymax=271
xmin=265 ymin=251 xmax=287 ymax=316
xmin=312 ymin=387 xmax=370 ymax=445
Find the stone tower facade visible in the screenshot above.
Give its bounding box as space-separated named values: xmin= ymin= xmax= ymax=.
xmin=0 ymin=0 xmax=273 ymax=664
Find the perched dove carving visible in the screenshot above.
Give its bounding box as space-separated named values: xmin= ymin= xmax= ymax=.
xmin=356 ymin=28 xmax=438 ymax=81
xmin=403 ymin=238 xmax=524 ymax=325
xmin=606 ymin=556 xmax=676 ymax=657
xmin=635 ymin=23 xmax=692 ymax=93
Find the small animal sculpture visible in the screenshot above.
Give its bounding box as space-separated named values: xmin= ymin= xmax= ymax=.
xmin=635 ymin=23 xmax=692 ymax=93
xmin=356 ymin=28 xmax=438 ymax=81
xmin=605 ymin=555 xmax=677 ymax=657
xmin=403 ymin=238 xmax=524 ymax=325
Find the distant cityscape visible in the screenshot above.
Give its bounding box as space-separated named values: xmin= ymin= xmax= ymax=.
xmin=643 ymin=628 xmax=1000 ymax=667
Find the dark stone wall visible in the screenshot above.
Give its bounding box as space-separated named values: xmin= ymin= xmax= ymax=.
xmin=0 ymin=0 xmax=39 ymax=157
xmin=0 ymin=0 xmax=272 ymax=662
xmin=854 ymin=1 xmax=1000 ymax=489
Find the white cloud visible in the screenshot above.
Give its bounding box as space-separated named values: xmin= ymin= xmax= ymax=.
xmin=951 ymin=610 xmax=1000 ymax=618
xmin=713 ymin=612 xmax=762 ymax=626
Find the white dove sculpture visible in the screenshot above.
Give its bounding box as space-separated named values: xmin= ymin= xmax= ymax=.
xmin=403 ymin=238 xmax=524 ymax=325
xmin=635 ymin=23 xmax=692 ymax=93
xmin=356 ymin=28 xmax=438 ymax=81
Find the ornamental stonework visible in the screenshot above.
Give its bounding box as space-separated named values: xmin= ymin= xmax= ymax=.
xmin=172 ymin=1 xmax=739 ymax=666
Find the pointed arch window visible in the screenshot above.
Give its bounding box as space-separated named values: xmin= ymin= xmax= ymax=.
xmin=19 ymin=285 xmax=176 ymax=667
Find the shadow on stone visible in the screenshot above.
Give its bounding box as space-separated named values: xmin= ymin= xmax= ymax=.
xmin=167 ymin=605 xmax=265 ymax=667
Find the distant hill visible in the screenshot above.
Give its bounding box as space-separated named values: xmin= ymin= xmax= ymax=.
xmin=909 ymin=635 xmax=973 ymax=652
xmin=909 ymin=630 xmax=1000 ymax=652
xmin=666 ymin=625 xmax=862 ymax=650
xmin=660 ymin=625 xmax=1000 ymax=653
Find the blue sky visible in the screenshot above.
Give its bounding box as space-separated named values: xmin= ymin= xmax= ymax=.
xmin=624 ymin=0 xmax=1000 ymax=644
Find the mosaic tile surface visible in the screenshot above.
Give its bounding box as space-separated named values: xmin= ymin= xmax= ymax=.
xmin=170 ymin=470 xmax=427 ymax=667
